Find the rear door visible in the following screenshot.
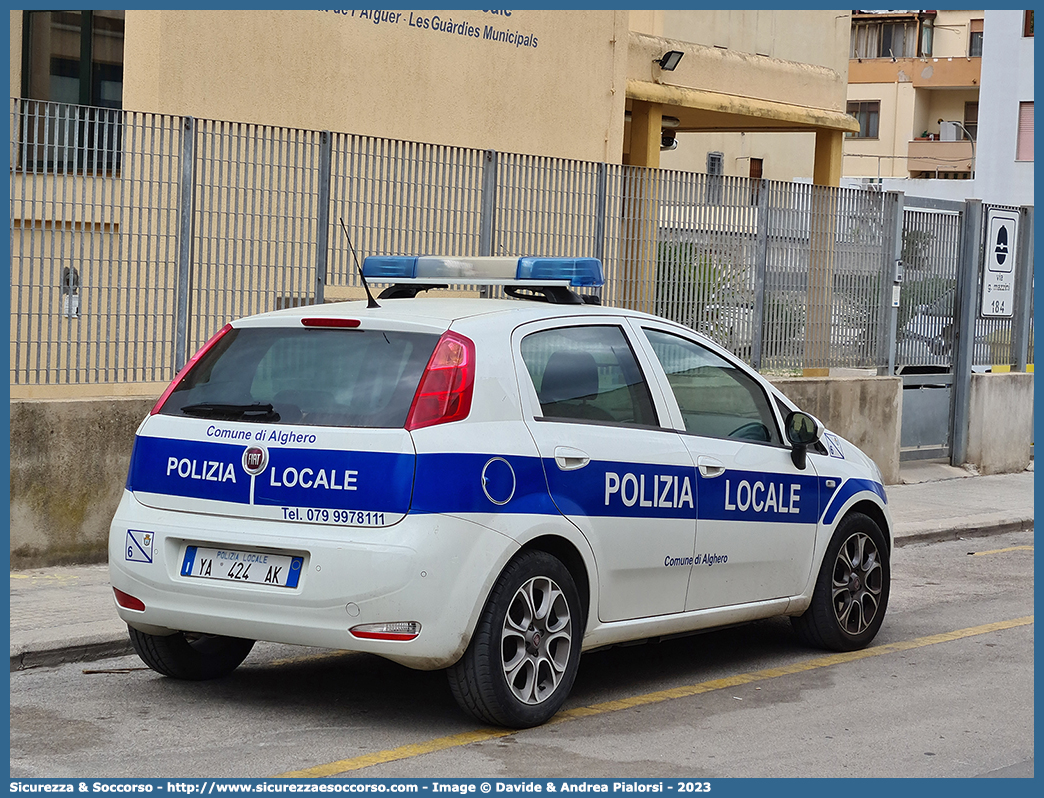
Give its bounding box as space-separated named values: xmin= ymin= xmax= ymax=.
xmin=513 ymin=319 xmax=697 ymax=623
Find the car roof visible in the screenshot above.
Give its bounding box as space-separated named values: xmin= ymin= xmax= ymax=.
xmin=234 ymin=295 xmax=661 ymax=329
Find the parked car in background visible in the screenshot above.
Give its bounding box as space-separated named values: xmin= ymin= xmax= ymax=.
xmin=896 ymin=289 xmax=1026 ymax=369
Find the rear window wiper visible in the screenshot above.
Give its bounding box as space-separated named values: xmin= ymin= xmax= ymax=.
xmin=179 ymin=402 xmax=280 ymax=421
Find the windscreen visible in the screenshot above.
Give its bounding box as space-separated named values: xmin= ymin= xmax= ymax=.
xmin=160 ymin=327 xmax=440 ymax=428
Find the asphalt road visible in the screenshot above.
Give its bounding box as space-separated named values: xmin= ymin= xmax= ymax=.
xmin=10 ymin=529 xmax=1034 ymax=779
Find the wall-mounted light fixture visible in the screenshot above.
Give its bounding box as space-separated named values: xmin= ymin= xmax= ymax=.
xmin=656 ymin=50 xmax=684 ymax=71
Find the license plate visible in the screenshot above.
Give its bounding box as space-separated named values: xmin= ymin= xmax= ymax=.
xmin=181 ymin=546 xmax=303 ymax=588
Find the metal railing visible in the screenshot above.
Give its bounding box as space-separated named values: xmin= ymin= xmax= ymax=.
xmin=12 ymin=98 xmax=1027 ymax=388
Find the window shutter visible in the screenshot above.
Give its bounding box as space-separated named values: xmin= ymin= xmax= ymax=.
xmin=1017 ymin=102 xmax=1034 ymax=161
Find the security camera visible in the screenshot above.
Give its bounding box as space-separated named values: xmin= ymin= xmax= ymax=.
xmin=661 ymin=130 xmax=677 ymax=151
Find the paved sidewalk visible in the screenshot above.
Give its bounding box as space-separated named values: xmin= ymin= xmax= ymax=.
xmin=9 ymin=462 xmax=1034 ymax=671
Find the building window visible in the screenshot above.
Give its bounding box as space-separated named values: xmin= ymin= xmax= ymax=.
xmin=1016 ymin=102 xmax=1034 ymax=161
xmin=23 ymin=11 xmax=124 ymax=107
xmin=963 ymin=102 xmax=978 ymax=142
xmin=846 ymin=101 xmax=880 ymax=139
xmin=705 ymin=151 xmax=724 ymax=205
xmin=19 ymin=11 xmax=124 ymax=172
xmin=919 ymin=18 xmax=934 ymax=57
xmin=969 ymin=19 xmax=983 ymax=57
xmin=851 ymin=19 xmax=920 ymax=59
xmin=748 ymin=157 xmax=763 ymax=205
xmin=1024 ymin=10 xmax=1034 ymax=37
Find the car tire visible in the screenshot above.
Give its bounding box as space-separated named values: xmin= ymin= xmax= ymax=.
xmin=128 ymin=626 xmax=255 ymax=680
xmin=447 ymin=550 xmax=583 ymax=728
xmin=791 ymin=512 xmax=890 ymax=652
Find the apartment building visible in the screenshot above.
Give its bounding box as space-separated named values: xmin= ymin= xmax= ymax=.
xmin=841 ymin=9 xmax=1034 ymax=206
xmin=844 ymin=9 xmax=980 ymax=183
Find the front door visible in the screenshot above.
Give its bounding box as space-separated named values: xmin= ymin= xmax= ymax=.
xmin=637 ymin=324 xmax=821 ymax=611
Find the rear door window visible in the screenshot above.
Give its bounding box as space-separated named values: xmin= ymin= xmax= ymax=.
xmin=520 ymin=325 xmax=657 ymax=427
xmin=161 ymin=327 xmax=439 ymax=428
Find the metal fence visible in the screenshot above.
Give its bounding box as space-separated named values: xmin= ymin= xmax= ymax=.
xmin=10 ymin=98 xmax=1026 ymax=389
xmin=896 ymin=197 xmax=1027 ymax=371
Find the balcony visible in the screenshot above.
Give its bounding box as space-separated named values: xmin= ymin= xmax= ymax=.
xmin=906 ymin=138 xmax=973 ymax=176
xmin=849 ymin=57 xmax=980 ymax=89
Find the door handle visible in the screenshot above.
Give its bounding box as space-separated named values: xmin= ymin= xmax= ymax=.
xmin=554 ymin=446 xmax=591 ymax=471
xmin=697 ymin=456 xmax=725 ymax=478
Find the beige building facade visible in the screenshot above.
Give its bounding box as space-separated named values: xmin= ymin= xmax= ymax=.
xmin=12 ymin=9 xmax=856 ymax=181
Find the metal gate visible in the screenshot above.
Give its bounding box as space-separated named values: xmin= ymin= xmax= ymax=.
xmin=895 ymin=196 xmax=964 ymax=461
xmin=896 ymin=198 xmax=1034 ymax=462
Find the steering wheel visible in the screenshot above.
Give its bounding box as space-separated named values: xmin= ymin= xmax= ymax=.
xmin=729 ymin=422 xmax=770 ymax=442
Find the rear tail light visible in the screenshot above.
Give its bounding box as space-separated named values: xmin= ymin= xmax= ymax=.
xmin=150 ymin=323 xmax=234 ymax=415
xmin=405 ymin=331 xmax=475 ymax=430
xmin=350 ymin=622 xmax=421 ymax=641
xmin=113 ymin=587 xmax=146 ymax=612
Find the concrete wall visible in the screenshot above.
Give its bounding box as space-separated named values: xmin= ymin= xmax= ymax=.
xmin=660 ymin=9 xmax=851 ymax=74
xmin=661 ymin=130 xmax=818 ymax=182
xmin=771 ymin=376 xmax=902 ymax=485
xmin=9 ymin=398 xmax=152 ymax=569
xmin=966 ymin=372 xmax=1034 ymax=475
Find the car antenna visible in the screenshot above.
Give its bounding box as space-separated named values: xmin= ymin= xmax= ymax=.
xmin=339 ymin=217 xmax=380 ymax=309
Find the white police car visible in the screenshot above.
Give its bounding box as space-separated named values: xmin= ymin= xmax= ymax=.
xmin=109 ymin=256 xmax=892 ymax=728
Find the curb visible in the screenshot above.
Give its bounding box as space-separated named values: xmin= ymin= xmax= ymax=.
xmin=11 ymin=638 xmax=134 ymax=672
xmin=893 ymin=517 xmax=1034 ymax=548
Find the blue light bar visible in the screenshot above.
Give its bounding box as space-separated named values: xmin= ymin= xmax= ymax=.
xmin=516 ymin=257 xmax=603 ymax=287
xmin=361 ymin=256 xmax=604 ymax=287
xmin=362 ymin=256 xmax=418 ymax=279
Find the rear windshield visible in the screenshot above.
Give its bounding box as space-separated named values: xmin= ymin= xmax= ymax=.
xmin=160 ymin=327 xmax=440 ymax=428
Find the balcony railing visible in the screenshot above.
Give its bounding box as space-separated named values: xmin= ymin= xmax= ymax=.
xmin=906 ymin=138 xmax=973 ymax=176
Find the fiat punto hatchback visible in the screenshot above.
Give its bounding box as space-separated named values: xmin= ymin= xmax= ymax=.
xmin=109 ymin=256 xmax=892 ymax=728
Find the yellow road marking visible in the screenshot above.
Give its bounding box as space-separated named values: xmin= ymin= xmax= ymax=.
xmin=275 ymin=616 xmax=1032 ymax=778
xmin=278 ymin=729 xmax=517 ymax=778
xmin=10 ymin=573 xmax=83 ymax=582
xmin=971 ymin=545 xmax=1034 ymax=556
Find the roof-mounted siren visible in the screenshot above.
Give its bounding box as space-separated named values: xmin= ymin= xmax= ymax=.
xmin=362 ymin=256 xmax=604 ymax=305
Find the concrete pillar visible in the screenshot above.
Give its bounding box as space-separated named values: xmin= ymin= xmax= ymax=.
xmin=813 ymin=128 xmax=844 ymax=187
xmin=804 ymin=127 xmax=844 ymax=376
xmin=624 ymin=101 xmax=662 ymax=169
xmin=620 ymin=101 xmax=663 ymax=313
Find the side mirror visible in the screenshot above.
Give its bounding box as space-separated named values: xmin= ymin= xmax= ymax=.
xmin=784 ymin=411 xmax=823 ymax=470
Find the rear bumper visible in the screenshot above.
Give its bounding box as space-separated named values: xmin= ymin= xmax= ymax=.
xmin=108 ymin=490 xmax=517 ymax=669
